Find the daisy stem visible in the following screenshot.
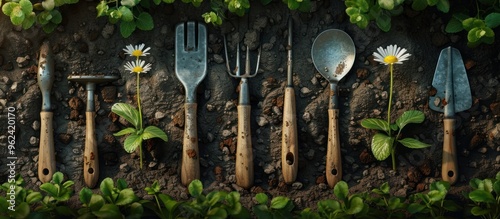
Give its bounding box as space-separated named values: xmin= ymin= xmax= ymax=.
xmin=136 ymin=57 xmax=144 ymax=169
xmin=388 ymin=63 xmax=395 ymax=171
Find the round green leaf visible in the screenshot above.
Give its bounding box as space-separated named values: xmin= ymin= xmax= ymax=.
xmin=188 ymin=179 xmax=203 ymax=197
xmin=445 ymin=17 xmax=463 ymax=33
xmin=143 ymin=126 xmax=168 ymax=142
xmin=468 ymin=27 xmax=482 ymax=42
xmin=120 ymin=20 xmax=136 ymax=38
xmin=89 ymin=194 xmax=105 ymax=211
xmin=469 ymin=190 xmax=495 ymax=203
xmin=93 ymin=204 xmax=122 ymax=218
xmin=124 ymin=133 xmax=142 ymax=153
xmin=42 ymin=0 xmax=55 ymax=10
xmin=333 ymin=181 xmax=349 ymax=201
xmin=26 ymin=191 xmax=42 ymax=204
xmin=255 ymin=193 xmax=268 ymax=204
xmin=345 ymin=196 xmax=364 ymax=215
xmin=99 ymin=178 xmax=114 ymax=198
xmin=436 ymin=0 xmax=449 ymax=13
xmin=378 ymin=0 xmax=394 ymax=10
xmin=471 ymin=206 xmax=490 ymax=216
xmin=19 ymin=0 xmax=33 ymax=15
xmin=10 ymin=6 xmax=25 ymax=26
xmin=2 ymin=2 xmax=19 ymax=16
xmin=136 ymin=12 xmax=154 ymax=30
xmin=207 ymin=207 xmax=228 ymax=219
xmin=270 ymin=196 xmax=290 ymax=209
xmin=371 ymin=133 xmax=393 ymax=161
xmin=79 ymin=187 xmax=93 ymax=205
xmin=118 ymin=6 xmax=133 ymax=22
xmin=50 ymin=10 xmax=62 ymax=24
xmin=411 ymin=0 xmax=427 ymax=11
xmin=375 ymin=12 xmax=391 ymax=32
xmin=115 ymin=188 xmax=136 ymax=206
xmin=22 ymin=12 xmax=35 ymax=29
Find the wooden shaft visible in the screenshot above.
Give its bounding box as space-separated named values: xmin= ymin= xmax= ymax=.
xmin=236 ymin=105 xmax=253 ymax=189
xmin=282 ymin=87 xmax=298 ymax=184
xmin=84 ymin=111 xmax=99 ymax=188
xmin=326 ymin=109 xmax=342 ymax=188
xmin=181 ymin=103 xmax=200 ymax=186
xmin=38 ymin=112 xmax=55 ymax=183
xmin=442 ymin=118 xmax=458 ymax=185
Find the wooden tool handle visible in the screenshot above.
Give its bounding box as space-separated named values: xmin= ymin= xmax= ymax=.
xmin=84 ymin=111 xmax=99 ymax=188
xmin=236 ymin=105 xmax=254 ymax=189
xmin=442 ymin=118 xmax=458 ymax=185
xmin=282 ymin=87 xmax=298 ymax=184
xmin=38 ymin=112 xmax=55 ymax=183
xmin=326 ymin=109 xmax=342 ymax=188
xmin=181 ymin=103 xmax=200 ymax=186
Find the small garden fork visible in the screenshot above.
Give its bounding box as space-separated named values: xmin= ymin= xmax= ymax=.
xmin=224 ymin=35 xmax=261 ymax=189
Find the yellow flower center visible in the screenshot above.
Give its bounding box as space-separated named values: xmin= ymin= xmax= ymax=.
xmin=384 ymin=55 xmax=398 ymax=64
xmin=132 ymin=50 xmax=142 ymax=57
xmin=132 ymin=66 xmax=143 ymax=73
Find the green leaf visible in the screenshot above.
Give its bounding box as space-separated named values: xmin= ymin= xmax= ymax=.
xmin=361 ymin=118 xmax=390 ymax=133
xmin=89 ymin=194 xmax=105 ymax=211
xmin=52 ymin=172 xmax=64 ymax=184
xmin=40 ymin=183 xmax=58 ymax=197
xmin=129 ymin=202 xmax=144 ymax=217
xmin=445 ymin=17 xmax=463 ymax=33
xmin=483 ymin=179 xmax=494 ymax=193
xmin=494 ymin=180 xmax=500 ymax=195
xmin=116 ymin=178 xmax=128 ymax=190
xmin=163 ymin=0 xmax=175 ymax=3
xmin=375 ymin=12 xmax=391 ymax=32
xmin=345 ymin=196 xmax=364 ymax=214
xmin=398 ymin=138 xmax=430 ymax=149
xmin=121 ymin=0 xmax=138 ymax=7
xmin=79 ymin=187 xmax=93 ymax=205
xmin=115 ymin=188 xmax=136 ymax=205
xmin=442 ymin=199 xmax=461 ymax=212
xmin=124 ymin=133 xmax=142 ymax=153
xmin=93 ymin=204 xmax=122 ymax=218
xmin=96 ymin=1 xmax=108 ymax=17
xmin=411 ymin=0 xmax=427 ymax=11
xmin=12 ymin=202 xmax=30 ymax=218
xmin=270 ymin=196 xmax=289 ymax=209
xmin=26 ymin=191 xmax=42 ymax=204
xmin=396 ymin=110 xmax=425 ymax=129
xmin=153 ymin=0 xmax=161 ymax=5
xmin=10 ymin=6 xmax=25 ymax=26
xmin=469 ymin=190 xmax=495 ymax=203
xmin=136 ymin=12 xmax=154 ymax=30
xmin=207 ymin=207 xmax=228 ymax=219
xmin=463 ymin=18 xmax=484 ymax=31
xmin=120 ymin=20 xmax=136 ymax=38
xmin=188 ymin=179 xmax=203 ymax=197
xmin=333 ymin=181 xmax=349 ymax=201
xmin=378 ymin=0 xmax=394 ymax=10
xmin=471 ymin=206 xmax=491 ymax=216
xmin=435 ymin=0 xmax=449 ymax=13
xmin=19 ymin=0 xmax=32 ymax=15
xmin=22 ymin=12 xmax=36 ymax=29
xmin=407 ymin=203 xmax=426 ymax=213
xmin=50 ymin=10 xmax=62 ymax=24
xmin=427 ymin=190 xmax=445 ymax=202
xmin=485 ymin=12 xmax=500 ymax=28
xmin=111 ymin=103 xmax=140 ymax=128
xmin=114 ymin=127 xmax=136 ymax=137
xmin=100 ymin=178 xmax=114 ymax=200
xmin=2 ymin=2 xmax=19 ymax=16
xmin=427 ymin=0 xmax=438 ymax=5
xmin=118 ymin=6 xmax=133 ymax=22
xmin=371 ymin=133 xmax=393 ymax=160
xmin=42 ymin=0 xmax=55 ymax=10
xmin=142 ymin=126 xmax=168 ymax=141
xmin=468 ymin=27 xmax=483 ymax=42
xmin=255 ymin=193 xmax=268 ymax=204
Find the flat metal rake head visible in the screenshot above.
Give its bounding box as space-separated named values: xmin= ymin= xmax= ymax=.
xmin=223 ymin=35 xmax=261 ymax=79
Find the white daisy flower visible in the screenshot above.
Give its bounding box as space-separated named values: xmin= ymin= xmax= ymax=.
xmin=124 ymin=60 xmax=152 ymax=74
xmin=373 ymin=45 xmax=411 ymax=65
xmin=123 ymin=43 xmax=151 ymax=57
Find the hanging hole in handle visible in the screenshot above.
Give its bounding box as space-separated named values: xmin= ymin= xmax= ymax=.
xmin=88 ymin=168 xmax=94 ymax=174
xmin=331 ymin=169 xmax=338 ymax=176
xmin=286 ymin=152 xmax=294 ymax=165
xmin=42 ymin=168 xmax=49 ymax=175
xmin=447 ymin=171 xmax=454 ymax=177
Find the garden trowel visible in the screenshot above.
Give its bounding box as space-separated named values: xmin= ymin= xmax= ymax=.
xmin=429 ymin=46 xmax=471 ymax=185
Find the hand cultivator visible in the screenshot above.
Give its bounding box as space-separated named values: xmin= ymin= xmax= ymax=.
xmin=224 ymin=34 xmax=261 ymax=189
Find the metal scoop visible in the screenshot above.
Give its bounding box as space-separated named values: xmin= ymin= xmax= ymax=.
xmin=311 ymin=29 xmax=355 ymax=188
xmin=68 ymin=75 xmax=119 ymax=188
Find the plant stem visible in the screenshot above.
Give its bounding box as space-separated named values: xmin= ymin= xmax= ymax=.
xmin=155 ymin=195 xmax=164 ymax=216
xmin=136 ymin=62 xmax=144 ymax=169
xmin=388 ymin=64 xmax=395 ymax=171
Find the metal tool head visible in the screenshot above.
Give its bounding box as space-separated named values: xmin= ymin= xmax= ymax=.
xmin=38 ymin=41 xmax=54 ymax=111
xmin=67 ymin=75 xmax=120 ymax=84
xmin=175 ymin=21 xmax=207 ymax=103
xmin=311 ymin=29 xmax=356 ymax=83
xmin=223 ymin=35 xmax=261 ymax=79
xmin=429 ymin=47 xmax=472 ymax=117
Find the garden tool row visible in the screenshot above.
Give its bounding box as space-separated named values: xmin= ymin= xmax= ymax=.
xmin=175 ymin=21 xmax=207 ymax=186
xmin=429 ymin=47 xmax=472 ymax=185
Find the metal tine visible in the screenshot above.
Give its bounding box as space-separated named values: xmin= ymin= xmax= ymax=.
xmin=223 ymin=34 xmax=261 ymax=78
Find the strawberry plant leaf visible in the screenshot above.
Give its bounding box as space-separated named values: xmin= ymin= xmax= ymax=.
xmin=396 ymin=110 xmax=424 ymax=129
xmin=124 ymin=133 xmax=142 ymax=153
xmin=371 ymin=133 xmax=393 ymax=160
xmin=398 ymin=138 xmax=430 ymax=149
xmin=111 ymin=103 xmax=140 ymax=128
xmin=361 ymin=118 xmax=390 ymax=133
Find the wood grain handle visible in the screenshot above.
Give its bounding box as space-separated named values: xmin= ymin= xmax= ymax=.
xmin=442 ymin=118 xmax=458 ymax=185
xmin=236 ymin=105 xmax=253 ymax=189
xmin=38 ymin=111 xmax=55 ymax=183
xmin=84 ymin=111 xmax=99 ymax=188
xmin=326 ymin=109 xmax=342 ymax=188
xmin=282 ymin=87 xmax=298 ymax=184
xmin=181 ymin=103 xmax=200 ymax=186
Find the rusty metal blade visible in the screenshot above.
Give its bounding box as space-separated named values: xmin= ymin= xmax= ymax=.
xmin=429 ymin=47 xmax=472 ymax=117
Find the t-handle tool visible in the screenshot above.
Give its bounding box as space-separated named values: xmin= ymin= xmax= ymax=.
xmin=37 ymin=41 xmax=55 ymax=183
xmin=224 ymin=35 xmax=261 ymax=189
xmin=67 ymin=75 xmax=119 ymax=188
xmin=282 ymin=17 xmax=299 ymax=184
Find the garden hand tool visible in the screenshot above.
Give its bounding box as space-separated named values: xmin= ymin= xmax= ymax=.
xmin=224 ymin=34 xmax=261 ymax=189
xmin=68 ymin=75 xmax=119 ymax=188
xmin=38 ymin=41 xmax=55 ymax=183
xmin=282 ymin=17 xmax=298 ymax=184
xmin=311 ymin=29 xmax=355 ymax=188
xmin=429 ymin=46 xmax=471 ymax=185
xmin=175 ymin=21 xmax=207 ymax=186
